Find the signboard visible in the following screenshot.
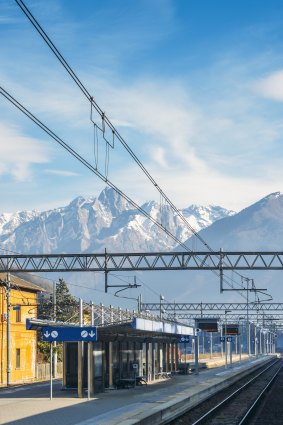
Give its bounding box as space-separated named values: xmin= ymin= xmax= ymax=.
xmin=133 ymin=363 xmax=138 ymax=369
xmin=227 ymin=337 xmax=232 ymax=342
xmin=42 ymin=326 xmax=97 ymax=342
xmin=13 ymin=306 xmax=20 ymax=311
xmin=223 ymin=324 xmax=239 ymax=335
xmin=195 ymin=318 xmax=218 ymax=332
xmin=179 ymin=335 xmax=190 ymax=343
xmin=220 ymin=337 xmax=225 ymax=343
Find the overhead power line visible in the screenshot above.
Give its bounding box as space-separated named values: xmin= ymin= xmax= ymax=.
xmin=0 ymin=86 xmax=245 ymax=295
xmin=10 ymin=1 xmax=260 ymax=297
xmin=13 ymin=0 xmax=213 ymax=252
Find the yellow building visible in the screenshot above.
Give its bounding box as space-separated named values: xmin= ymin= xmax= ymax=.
xmin=0 ymin=273 xmax=43 ymax=386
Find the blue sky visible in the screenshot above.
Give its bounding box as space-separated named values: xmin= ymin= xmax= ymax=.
xmin=1 ymin=0 xmax=283 ymax=213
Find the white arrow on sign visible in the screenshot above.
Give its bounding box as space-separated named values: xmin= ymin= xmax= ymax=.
xmin=44 ymin=331 xmax=50 ymax=338
xmin=89 ymin=331 xmax=96 ymax=338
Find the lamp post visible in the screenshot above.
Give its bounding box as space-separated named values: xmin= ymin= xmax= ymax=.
xmin=225 ymin=310 xmax=231 ymax=369
xmin=160 ymin=295 xmax=165 ymax=319
xmin=238 ymin=317 xmax=245 ymax=363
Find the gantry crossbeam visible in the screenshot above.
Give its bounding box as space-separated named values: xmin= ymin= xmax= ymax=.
xmin=1 ymin=251 xmax=283 ymax=272
xmin=142 ymin=303 xmax=283 ymax=312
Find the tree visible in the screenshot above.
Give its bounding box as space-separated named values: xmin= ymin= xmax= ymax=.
xmin=37 ymin=278 xmax=78 ymax=361
xmin=55 ymin=278 xmax=78 ymax=322
xmin=37 ymin=278 xmax=78 ymax=323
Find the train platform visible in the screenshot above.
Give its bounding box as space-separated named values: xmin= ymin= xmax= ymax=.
xmin=0 ymin=355 xmax=275 ymax=425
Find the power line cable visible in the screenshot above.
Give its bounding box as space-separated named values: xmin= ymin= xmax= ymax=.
xmin=13 ymin=0 xmax=250 ymax=290
xmin=6 ymin=0 xmax=266 ymax=298
xmin=0 ymin=86 xmax=249 ymax=297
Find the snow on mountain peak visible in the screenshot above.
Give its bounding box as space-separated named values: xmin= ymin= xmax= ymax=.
xmin=0 ymin=187 xmax=236 ymax=254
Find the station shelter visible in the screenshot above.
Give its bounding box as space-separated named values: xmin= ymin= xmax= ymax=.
xmin=62 ymin=317 xmax=194 ymax=394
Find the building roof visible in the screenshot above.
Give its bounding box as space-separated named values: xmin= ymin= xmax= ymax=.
xmin=0 ymin=273 xmax=44 ymax=292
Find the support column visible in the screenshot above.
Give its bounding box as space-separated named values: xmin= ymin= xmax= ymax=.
xmin=194 ymin=336 xmax=199 ymax=375
xmin=78 ymin=298 xmax=84 ymax=398
xmin=174 ymin=343 xmax=178 ymax=372
xmin=156 ymin=343 xmax=160 ymax=378
xmin=62 ymin=342 xmax=67 ymax=389
xmin=101 ymin=342 xmax=105 ymax=392
xmin=151 ymin=343 xmax=155 ymax=381
xmin=127 ymin=342 xmax=130 ymax=376
xmin=109 ymin=341 xmax=113 ymax=388
xmin=145 ymin=342 xmax=149 ymax=381
xmin=119 ymin=342 xmax=122 ymax=379
xmin=166 ymin=343 xmax=169 ymax=372
xmin=170 ymin=343 xmax=173 ymax=373
xmin=88 ymin=342 xmax=93 ymax=395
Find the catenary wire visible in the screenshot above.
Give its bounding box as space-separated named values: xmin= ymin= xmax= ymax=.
xmin=13 ymin=0 xmax=250 ymax=289
xmin=0 ymin=86 xmax=250 ymax=300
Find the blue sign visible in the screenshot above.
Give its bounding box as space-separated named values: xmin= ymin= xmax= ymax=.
xmin=220 ymin=337 xmax=225 ymax=342
xmin=179 ymin=335 xmax=190 ymax=343
xmin=42 ymin=326 xmax=97 ymax=342
xmin=13 ymin=306 xmax=20 ymax=311
xmin=227 ymin=337 xmax=232 ymax=342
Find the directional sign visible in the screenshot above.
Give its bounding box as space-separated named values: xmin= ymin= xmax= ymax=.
xmin=179 ymin=335 xmax=190 ymax=343
xmin=42 ymin=326 xmax=97 ymax=342
xmin=227 ymin=337 xmax=232 ymax=342
xmin=220 ymin=337 xmax=225 ymax=342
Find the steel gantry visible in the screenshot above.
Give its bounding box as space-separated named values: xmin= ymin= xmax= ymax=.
xmin=141 ymin=303 xmax=283 ymax=312
xmin=1 ymin=251 xmax=283 ymax=272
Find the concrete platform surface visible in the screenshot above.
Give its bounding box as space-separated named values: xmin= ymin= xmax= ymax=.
xmin=0 ymin=355 xmax=275 ymax=425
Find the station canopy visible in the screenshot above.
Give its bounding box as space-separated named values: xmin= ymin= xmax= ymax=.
xmin=27 ymin=317 xmax=194 ymax=343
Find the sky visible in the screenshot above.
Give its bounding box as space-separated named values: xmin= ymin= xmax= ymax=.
xmin=1 ymin=0 xmax=283 ymax=213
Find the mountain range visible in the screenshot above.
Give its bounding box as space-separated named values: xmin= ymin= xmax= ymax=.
xmin=2 ymin=188 xmax=283 ymax=306
xmin=0 ymin=187 xmax=234 ymax=254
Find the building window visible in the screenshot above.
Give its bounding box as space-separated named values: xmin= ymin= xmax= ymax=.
xmin=16 ymin=305 xmax=21 ymax=322
xmin=16 ymin=349 xmax=20 ymax=369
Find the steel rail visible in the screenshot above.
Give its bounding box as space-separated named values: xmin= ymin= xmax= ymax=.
xmin=238 ymin=362 xmax=283 ymax=424
xmin=191 ymin=358 xmax=280 ymax=425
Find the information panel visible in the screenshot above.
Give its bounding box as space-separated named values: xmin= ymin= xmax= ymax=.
xmin=195 ymin=318 xmax=218 ymax=332
xmin=223 ymin=324 xmax=239 ymax=335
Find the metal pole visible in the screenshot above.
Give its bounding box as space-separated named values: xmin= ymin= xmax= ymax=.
xmin=78 ymin=298 xmax=83 ymax=398
xmin=221 ymin=325 xmax=223 ymax=357
xmin=50 ymin=342 xmax=53 ymax=400
xmin=249 ymin=322 xmax=251 ymax=357
xmin=210 ymin=333 xmax=212 ymax=359
xmin=6 ymin=272 xmax=11 ymax=386
xmin=225 ymin=314 xmax=228 ymax=369
xmin=185 ymin=341 xmax=187 ymax=374
xmin=239 ymin=327 xmax=242 ymax=362
xmin=53 ymin=281 xmax=57 ymax=379
xmin=87 ymin=342 xmax=90 ymax=400
xmin=246 ymin=279 xmax=249 ymax=356
xmin=254 ymin=325 xmax=257 ymax=357
xmin=229 ymin=340 xmax=232 ymax=367
xmin=194 ymin=335 xmax=199 ymax=375
xmin=105 ymin=248 xmax=108 ymax=293
xmin=220 ymin=248 xmax=223 ymax=293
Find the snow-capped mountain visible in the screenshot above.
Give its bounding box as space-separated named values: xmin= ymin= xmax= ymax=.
xmin=0 ymin=187 xmax=234 ymax=254
xmin=184 ymin=192 xmax=283 ymax=250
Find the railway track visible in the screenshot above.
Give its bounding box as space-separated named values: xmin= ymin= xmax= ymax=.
xmin=170 ymin=358 xmax=282 ymax=425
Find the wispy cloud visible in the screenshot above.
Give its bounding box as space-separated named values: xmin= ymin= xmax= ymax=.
xmin=0 ymin=122 xmax=49 ymax=180
xmin=254 ymin=70 xmax=283 ymax=101
xmin=44 ymin=169 xmax=80 ymax=177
